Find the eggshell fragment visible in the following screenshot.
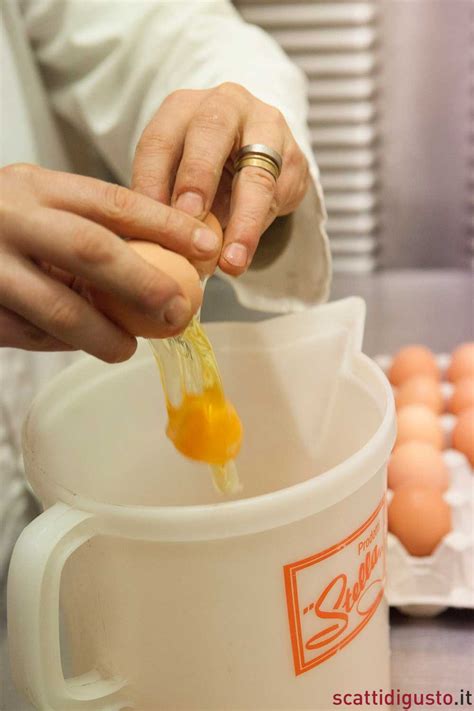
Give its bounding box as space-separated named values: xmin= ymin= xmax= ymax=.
xmin=395 ymin=404 xmax=444 ymax=450
xmin=395 ymin=375 xmax=444 ymax=414
xmin=388 ymin=486 xmax=451 ymax=556
xmin=388 ymin=441 xmax=449 ymax=491
xmin=447 ymin=342 xmax=474 ymax=383
xmin=452 ymin=407 xmax=474 ymax=467
xmin=389 ymin=346 xmax=440 ymax=386
xmin=447 ymin=377 xmax=474 ymax=415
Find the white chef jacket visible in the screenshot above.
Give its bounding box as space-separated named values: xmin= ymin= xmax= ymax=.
xmin=0 ymin=0 xmax=331 ymax=579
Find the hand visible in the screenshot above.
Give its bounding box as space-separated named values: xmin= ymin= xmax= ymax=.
xmin=0 ymin=164 xmax=221 ymax=361
xmin=132 ymin=83 xmax=310 ymax=275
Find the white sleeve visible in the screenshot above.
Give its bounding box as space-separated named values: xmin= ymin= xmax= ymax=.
xmin=20 ymin=0 xmax=331 ymax=311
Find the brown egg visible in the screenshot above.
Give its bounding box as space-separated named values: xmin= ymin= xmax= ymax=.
xmin=90 ymin=241 xmax=202 ymax=337
xmin=388 ymin=486 xmax=451 ymax=556
xmin=448 ymin=377 xmax=474 ymax=415
xmin=389 ymin=345 xmax=440 ymax=386
xmin=395 ymin=375 xmax=444 ymax=414
xmin=90 ymin=214 xmax=222 ymax=338
xmin=388 ymin=441 xmax=449 ymax=491
xmin=395 ymin=404 xmax=444 ymax=450
xmin=452 ymin=407 xmax=474 ymax=467
xmin=447 ymin=342 xmax=474 ymax=383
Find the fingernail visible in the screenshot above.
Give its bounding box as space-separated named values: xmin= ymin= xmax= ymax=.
xmin=162 ymin=295 xmax=191 ymax=328
xmin=193 ymin=227 xmax=219 ymax=253
xmin=175 ymin=191 xmax=204 ymax=217
xmin=223 ymin=243 xmax=248 ymax=268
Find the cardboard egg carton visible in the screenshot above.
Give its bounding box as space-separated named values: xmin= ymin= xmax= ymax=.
xmin=376 ymin=353 xmax=474 ymax=617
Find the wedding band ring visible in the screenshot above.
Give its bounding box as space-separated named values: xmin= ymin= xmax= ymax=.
xmin=234 ymin=155 xmax=280 ymax=181
xmin=234 ymin=143 xmax=283 ymax=180
xmin=236 ymin=144 xmax=283 ymax=170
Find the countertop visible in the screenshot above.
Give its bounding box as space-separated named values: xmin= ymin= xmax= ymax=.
xmin=2 ymin=269 xmax=473 ymax=710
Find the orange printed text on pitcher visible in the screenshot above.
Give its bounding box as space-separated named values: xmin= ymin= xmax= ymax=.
xmin=283 ymin=496 xmax=386 ymax=676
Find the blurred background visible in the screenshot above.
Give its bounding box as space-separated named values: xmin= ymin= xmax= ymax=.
xmin=233 ymin=0 xmax=473 ymax=273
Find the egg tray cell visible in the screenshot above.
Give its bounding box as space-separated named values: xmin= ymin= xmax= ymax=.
xmin=376 ymin=353 xmax=474 ymax=617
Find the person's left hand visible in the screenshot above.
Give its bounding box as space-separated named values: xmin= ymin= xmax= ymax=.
xmin=132 ymin=83 xmax=310 ymax=276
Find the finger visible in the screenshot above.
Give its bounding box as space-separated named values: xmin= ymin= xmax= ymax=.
xmin=210 ymin=164 xmax=234 ymax=228
xmin=7 ymin=207 xmax=194 ymax=332
xmin=26 ymin=168 xmax=220 ymax=262
xmin=171 ymin=95 xmax=240 ymax=218
xmin=274 ymin=140 xmax=311 ymax=216
xmin=219 ymin=122 xmax=283 ymax=275
xmin=0 ymin=252 xmax=137 ymax=363
xmin=0 ymin=305 xmax=76 ymax=351
xmin=131 ymin=90 xmax=197 ymax=203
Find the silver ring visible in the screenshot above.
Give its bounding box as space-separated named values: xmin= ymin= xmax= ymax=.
xmin=235 ymin=144 xmax=283 ymax=172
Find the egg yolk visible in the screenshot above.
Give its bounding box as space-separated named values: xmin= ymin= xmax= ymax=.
xmin=166 ymin=385 xmax=242 ymax=466
xmin=150 ymin=315 xmax=243 ymax=493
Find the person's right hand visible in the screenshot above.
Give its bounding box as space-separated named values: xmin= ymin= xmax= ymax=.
xmin=0 ymin=163 xmax=221 ymax=362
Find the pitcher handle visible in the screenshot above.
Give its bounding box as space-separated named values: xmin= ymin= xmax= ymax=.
xmin=7 ymin=502 xmax=128 ymax=710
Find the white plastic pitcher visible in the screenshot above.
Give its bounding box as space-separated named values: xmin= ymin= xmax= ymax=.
xmin=8 ymin=298 xmax=395 ymax=711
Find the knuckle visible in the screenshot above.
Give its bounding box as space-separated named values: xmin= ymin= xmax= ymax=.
xmin=0 ymin=162 xmax=39 ymax=182
xmin=192 ymin=108 xmax=231 ymax=134
xmin=217 ymin=82 xmax=247 ymax=99
xmin=137 ymin=130 xmax=177 ymax=156
xmin=159 ymin=205 xmax=193 ymax=243
xmin=285 ymin=144 xmax=305 ymax=171
xmin=267 ymin=195 xmax=279 ymax=218
xmin=162 ymin=89 xmax=188 ymax=107
xmin=273 ymin=107 xmax=286 ymax=127
xmin=48 ymin=298 xmax=80 ymax=333
xmin=0 ymin=167 xmax=39 ymax=221
xmin=159 ymin=206 xmax=181 ymax=237
xmin=261 ymin=104 xmax=284 ymax=126
xmin=242 ymin=167 xmax=276 ymax=197
xmin=131 ymin=167 xmax=160 ymax=194
xmin=238 ymin=210 xmax=261 ymax=233
xmin=103 ymin=183 xmax=136 ymax=221
xmin=71 ymin=226 xmax=112 ymax=265
xmin=238 ymin=198 xmax=277 ymax=232
xmin=136 ymin=268 xmax=168 ymax=311
xmin=180 ymin=156 xmax=219 ymax=183
xmin=282 ymin=152 xmax=309 ymax=209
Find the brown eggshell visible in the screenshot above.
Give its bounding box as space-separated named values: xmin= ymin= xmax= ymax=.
xmin=395 ymin=404 xmax=444 ymax=450
xmin=447 ymin=377 xmax=474 ymax=415
xmin=447 ymin=343 xmax=474 ymax=383
xmin=388 ymin=486 xmax=451 ymax=556
xmin=91 ymin=241 xmax=202 ymax=337
xmin=388 ymin=346 xmax=440 ymax=386
xmin=452 ymin=407 xmax=474 ymax=467
xmin=388 ymin=441 xmax=449 ymax=491
xmin=395 ymin=375 xmax=444 ymax=414
xmin=90 ymin=212 xmax=223 ymax=338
